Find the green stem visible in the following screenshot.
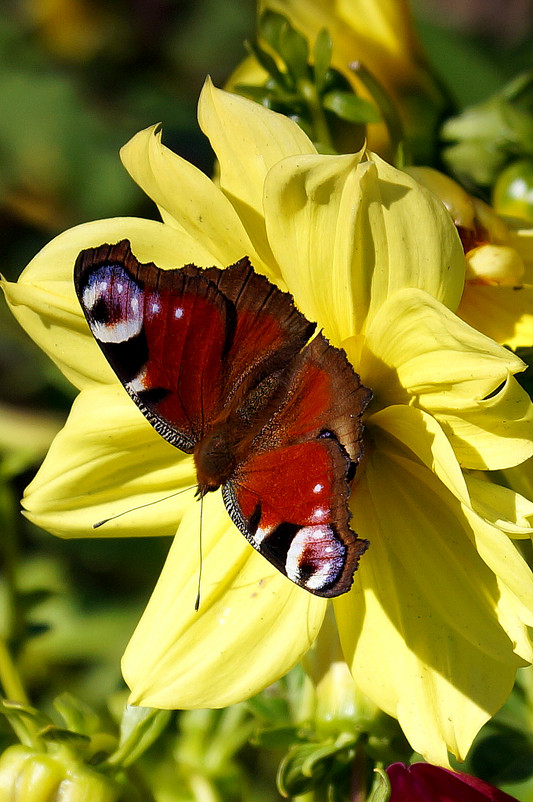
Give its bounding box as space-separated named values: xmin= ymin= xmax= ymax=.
xmin=0 ymin=636 xmax=28 ymax=704
xmin=350 ymin=746 xmax=367 ymax=802
xmin=298 ymin=77 xmax=336 ymax=151
xmin=188 ymin=773 xmax=222 ymax=802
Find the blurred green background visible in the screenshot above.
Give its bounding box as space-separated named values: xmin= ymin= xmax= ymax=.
xmin=1 ymin=0 xmax=533 ymax=798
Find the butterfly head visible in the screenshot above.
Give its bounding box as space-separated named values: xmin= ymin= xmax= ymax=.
xmin=194 ymin=424 xmax=240 ymax=497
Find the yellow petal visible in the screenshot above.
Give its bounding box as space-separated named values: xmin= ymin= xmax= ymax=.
xmin=123 ymin=492 xmax=326 ymax=708
xmin=501 ymin=458 xmax=533 ymax=504
xmin=197 ymin=79 xmax=315 ymax=273
xmin=23 ymin=385 xmax=195 ymax=538
xmin=509 ymin=225 xmax=533 ymax=280
xmin=361 ymin=288 xmax=533 ymax=469
xmin=465 ymin=244 xmax=525 ymax=286
xmin=264 ymin=154 xmax=464 ymax=342
xmin=458 ymin=283 xmax=533 ymax=350
xmin=336 ymin=444 xmax=529 ymax=764
xmin=464 ymin=474 xmax=533 ymax=539
xmin=264 ymin=151 xmax=365 ymax=343
xmin=120 ymin=124 xmax=270 ymax=276
xmin=1 ymin=216 xmax=221 ymax=389
xmin=367 ymin=404 xmax=470 ymax=505
xmin=460 ymin=505 xmax=533 ymax=656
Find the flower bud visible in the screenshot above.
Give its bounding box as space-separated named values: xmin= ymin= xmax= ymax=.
xmin=0 ymin=744 xmax=125 ymax=802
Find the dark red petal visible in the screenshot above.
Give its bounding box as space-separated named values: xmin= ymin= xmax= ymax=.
xmin=386 ymin=763 xmax=519 ymax=802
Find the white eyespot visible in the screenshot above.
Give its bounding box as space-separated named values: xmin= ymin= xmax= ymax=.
xmin=285 ymin=525 xmax=344 ymax=590
xmin=84 ymin=267 xmax=144 ymax=343
xmin=82 ymin=280 xmax=108 ymax=311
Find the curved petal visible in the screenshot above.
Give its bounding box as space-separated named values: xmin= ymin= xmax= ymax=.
xmin=366 ymin=404 xmax=470 ymax=505
xmin=123 ymin=492 xmax=326 ymax=708
xmin=197 ymin=79 xmax=315 ymax=274
xmin=501 ymin=458 xmax=533 ymax=505
xmin=264 ymin=151 xmax=365 ymax=343
xmin=120 ymin=125 xmax=271 ymax=276
xmin=1 ymin=217 xmax=223 ymax=390
xmin=336 ymin=443 xmax=529 ymax=765
xmin=23 ymin=385 xmax=195 ymax=539
xmin=265 ymin=154 xmax=464 ymax=342
xmin=367 ymin=404 xmax=533 ymax=540
xmin=458 ymin=283 xmax=533 ymax=350
xmin=360 ymin=288 xmax=533 ymax=469
xmin=464 ymin=474 xmax=533 ymax=539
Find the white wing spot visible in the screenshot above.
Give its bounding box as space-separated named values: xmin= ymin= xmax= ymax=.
xmin=311 ymin=507 xmax=327 ymax=522
xmin=174 ymin=307 xmax=184 ymax=319
xmin=285 ymin=525 xmax=344 ymax=591
xmin=313 ymin=483 xmax=323 ymax=494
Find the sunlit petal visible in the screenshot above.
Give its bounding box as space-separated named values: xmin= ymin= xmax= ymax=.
xmin=23 ymin=385 xmax=194 ymax=539
xmin=337 ymin=443 xmax=529 ymax=765
xmin=464 ymin=474 xmax=533 ymax=539
xmin=198 ymin=78 xmax=315 ymax=274
xmin=265 ymin=153 xmax=464 ymax=342
xmin=360 ymin=288 xmax=533 ymax=469
xmin=120 ymin=124 xmax=271 ymax=276
xmin=458 ymin=283 xmax=533 ymax=350
xmin=123 ymin=492 xmax=326 ymax=708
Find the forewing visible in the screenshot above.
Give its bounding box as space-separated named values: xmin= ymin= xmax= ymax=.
xmin=202 ymin=259 xmax=316 ymax=405
xmin=74 ymin=240 xmax=232 ymax=451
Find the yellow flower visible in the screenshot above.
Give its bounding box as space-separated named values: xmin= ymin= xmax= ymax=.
xmin=406 ymin=166 xmax=533 ymax=351
xmin=3 ymin=81 xmax=533 ymax=767
xmin=230 ymin=0 xmax=448 ymax=160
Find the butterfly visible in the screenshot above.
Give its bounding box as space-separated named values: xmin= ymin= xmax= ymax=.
xmin=74 ymin=240 xmax=372 ymax=597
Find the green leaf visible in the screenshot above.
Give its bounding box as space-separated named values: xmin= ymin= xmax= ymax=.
xmin=278 ymin=22 xmax=310 ymax=81
xmin=313 ymin=29 xmax=332 ymax=93
xmin=367 ymin=768 xmax=392 ymax=802
xmin=252 ymin=725 xmax=301 ymax=748
xmin=233 ymin=83 xmax=276 ymax=107
xmin=277 ymin=736 xmax=357 ymax=797
xmin=53 ymin=693 xmax=100 ymax=737
xmin=259 ymin=10 xmax=290 ymax=53
xmin=323 ymin=91 xmax=381 ymax=124
xmin=244 ymin=40 xmax=289 ymax=90
xmin=40 ymin=724 xmax=91 ymax=747
xmin=110 ymin=707 xmax=171 ymax=769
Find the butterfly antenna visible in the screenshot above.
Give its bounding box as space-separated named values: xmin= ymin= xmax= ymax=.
xmin=93 ymin=485 xmax=196 ymax=528
xmin=194 ymin=494 xmax=204 ymax=612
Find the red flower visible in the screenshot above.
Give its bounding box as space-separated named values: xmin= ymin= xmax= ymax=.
xmin=386 ymin=763 xmax=519 ymax=802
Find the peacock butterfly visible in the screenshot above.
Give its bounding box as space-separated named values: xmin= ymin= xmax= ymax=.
xmin=74 ymin=240 xmax=371 ymax=597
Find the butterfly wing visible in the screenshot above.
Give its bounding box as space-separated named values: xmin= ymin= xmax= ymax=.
xmin=74 ymin=240 xmax=315 ymax=452
xmin=75 ymin=240 xmax=236 ymax=451
xmin=224 ymin=333 xmax=372 ymax=597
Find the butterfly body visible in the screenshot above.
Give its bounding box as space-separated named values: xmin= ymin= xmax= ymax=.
xmin=75 ymin=240 xmax=371 ymax=597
